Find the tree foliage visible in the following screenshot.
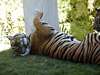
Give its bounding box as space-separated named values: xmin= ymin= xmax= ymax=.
xmin=58 ymin=0 xmax=100 ymax=40
xmin=0 ymin=0 xmax=25 ymax=36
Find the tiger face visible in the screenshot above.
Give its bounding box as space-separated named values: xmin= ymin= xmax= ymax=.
xmin=7 ymin=33 xmax=31 ymax=56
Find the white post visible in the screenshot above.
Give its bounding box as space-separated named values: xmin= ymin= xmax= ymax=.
xmin=23 ymin=0 xmax=59 ymax=35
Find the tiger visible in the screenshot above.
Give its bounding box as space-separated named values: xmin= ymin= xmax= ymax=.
xmin=8 ymin=10 xmax=100 ymax=64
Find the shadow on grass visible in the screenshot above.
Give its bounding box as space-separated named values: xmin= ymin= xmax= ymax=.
xmin=0 ymin=49 xmax=100 ymax=75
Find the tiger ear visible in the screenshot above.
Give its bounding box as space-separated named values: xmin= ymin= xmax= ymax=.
xmin=7 ymin=36 xmax=13 ymax=40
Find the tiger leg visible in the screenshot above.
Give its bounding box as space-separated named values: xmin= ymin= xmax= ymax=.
xmin=33 ymin=10 xmax=53 ymax=38
xmin=33 ymin=10 xmax=43 ymax=31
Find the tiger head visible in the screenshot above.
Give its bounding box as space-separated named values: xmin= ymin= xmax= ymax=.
xmin=7 ymin=33 xmax=31 ymax=56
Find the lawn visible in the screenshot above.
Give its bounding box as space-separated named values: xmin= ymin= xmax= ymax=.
xmin=0 ymin=49 xmax=100 ymax=75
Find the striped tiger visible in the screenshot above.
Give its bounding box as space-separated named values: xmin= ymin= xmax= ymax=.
xmin=8 ymin=10 xmax=100 ymax=64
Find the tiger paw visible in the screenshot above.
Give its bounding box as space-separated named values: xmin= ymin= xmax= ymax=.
xmin=34 ymin=9 xmax=43 ymax=19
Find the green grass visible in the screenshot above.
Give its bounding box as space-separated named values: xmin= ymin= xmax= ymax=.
xmin=0 ymin=49 xmax=100 ymax=75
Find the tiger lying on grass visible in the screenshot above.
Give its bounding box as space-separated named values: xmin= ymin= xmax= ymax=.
xmin=8 ymin=10 xmax=100 ymax=64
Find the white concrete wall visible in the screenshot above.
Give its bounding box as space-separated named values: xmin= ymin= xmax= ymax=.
xmin=23 ymin=0 xmax=59 ymax=35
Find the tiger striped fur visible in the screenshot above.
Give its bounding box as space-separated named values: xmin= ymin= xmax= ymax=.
xmin=30 ymin=10 xmax=100 ymax=64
